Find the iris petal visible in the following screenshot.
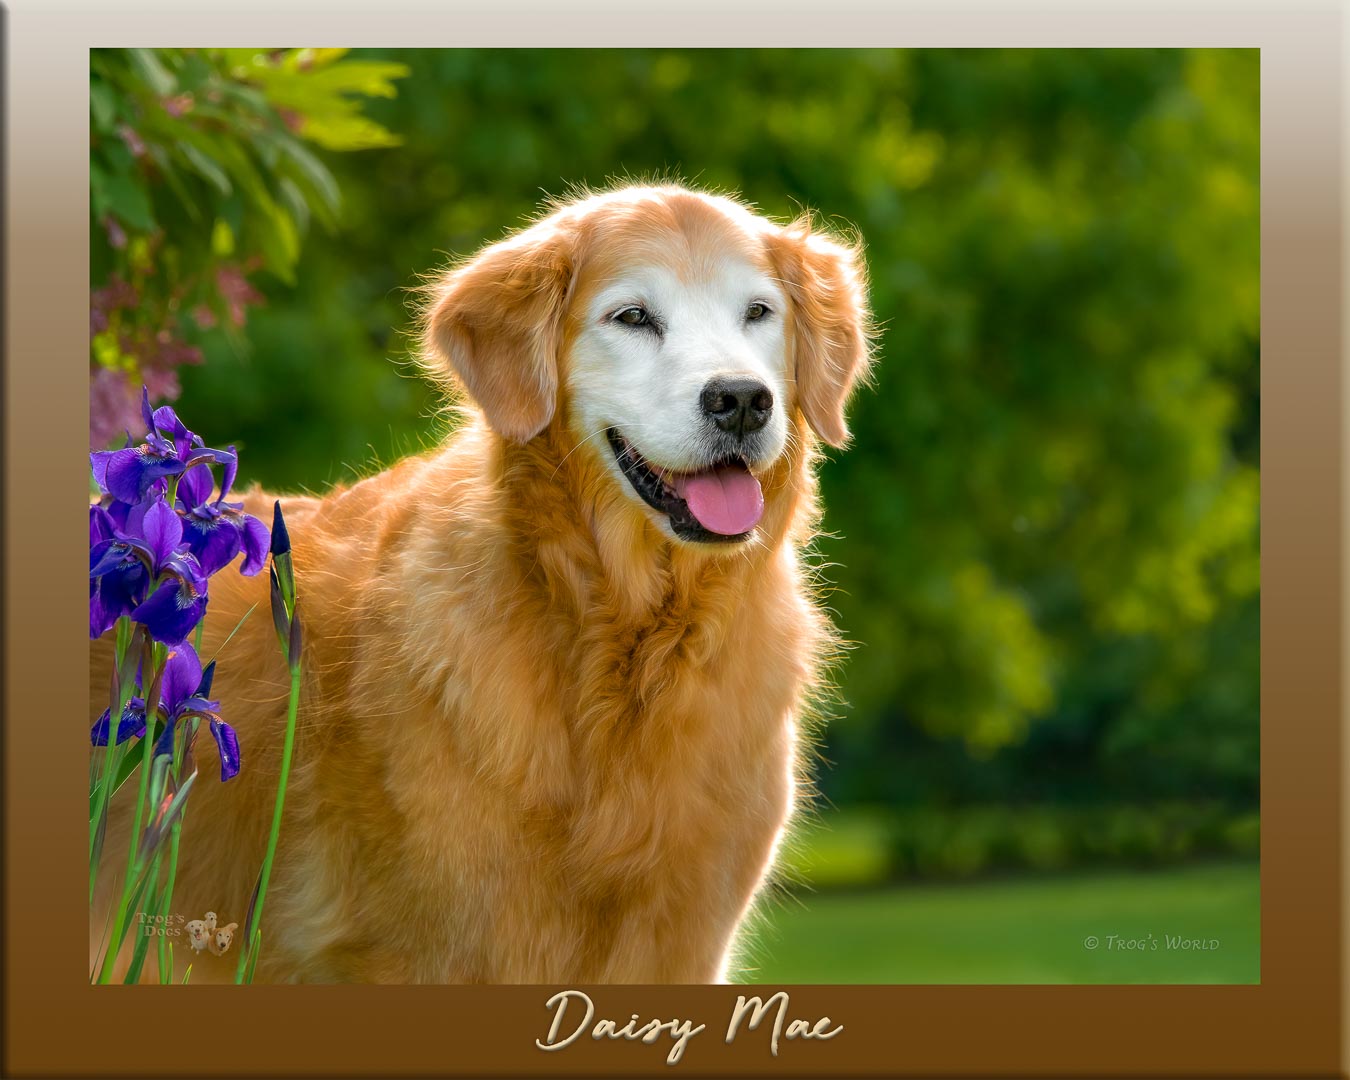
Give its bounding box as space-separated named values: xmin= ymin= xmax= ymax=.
xmin=239 ymin=514 xmax=270 ymax=576
xmin=196 ymin=660 xmax=216 ymax=698
xmin=177 ymin=463 xmax=215 ymax=512
xmin=131 ymin=579 xmax=207 ymax=646
xmin=210 ymin=718 xmax=241 ymax=781
xmin=89 ymin=548 xmax=148 ymax=639
xmin=91 ymin=700 xmax=148 ymax=746
xmin=181 ymin=694 xmax=220 ymax=716
xmin=141 ymin=500 xmax=184 ymax=571
xmin=90 ymin=539 xmax=132 ymax=579
xmin=90 ymin=451 xmax=112 ymax=493
xmin=159 ymin=643 xmax=204 ymax=713
xmin=153 ymin=717 xmax=177 ymax=759
xmin=90 ymin=505 xmax=116 ymax=547
xmin=106 ymin=499 xmax=135 ymax=536
xmin=103 ymin=447 xmax=184 ymax=504
xmin=183 ymin=447 xmax=237 ymax=472
xmin=151 ymin=404 xmax=193 ymax=455
xmin=90 ymin=586 xmax=121 ymax=640
xmin=217 ymin=447 xmax=239 ymax=504
xmin=161 ymin=550 xmax=206 ymax=591
xmin=183 ymin=517 xmax=242 ymax=577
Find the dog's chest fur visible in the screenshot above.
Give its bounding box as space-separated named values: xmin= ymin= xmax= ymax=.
xmin=249 ymin=434 xmax=826 ymax=983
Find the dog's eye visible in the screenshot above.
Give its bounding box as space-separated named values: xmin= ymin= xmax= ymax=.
xmin=745 ymin=302 xmax=771 ymax=322
xmin=614 ymin=306 xmax=651 ymax=328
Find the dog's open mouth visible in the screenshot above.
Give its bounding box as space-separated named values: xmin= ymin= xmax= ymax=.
xmin=607 ymin=428 xmax=764 ymax=543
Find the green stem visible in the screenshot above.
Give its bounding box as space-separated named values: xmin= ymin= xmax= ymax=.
xmin=98 ymin=642 xmax=166 ymax=984
xmin=88 ymin=744 xmax=125 ymax=904
xmin=156 ymin=720 xmax=190 ymax=983
xmin=89 ymin=619 xmax=136 ymax=902
xmin=126 ymin=850 xmax=163 ymax=984
xmin=157 ymin=888 xmax=169 ymax=982
xmin=235 ymin=665 xmax=301 ymax=983
xmin=155 ymin=829 xmax=181 ymax=983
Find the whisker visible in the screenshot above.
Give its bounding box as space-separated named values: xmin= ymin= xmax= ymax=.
xmin=548 ymin=426 xmax=612 ymax=481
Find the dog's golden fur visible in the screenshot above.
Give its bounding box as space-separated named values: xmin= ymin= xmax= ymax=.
xmin=91 ymin=184 xmax=872 ymax=983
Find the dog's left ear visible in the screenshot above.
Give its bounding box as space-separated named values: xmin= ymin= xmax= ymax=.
xmin=765 ymin=219 xmax=874 ymax=448
xmin=420 ymin=221 xmax=574 ymax=443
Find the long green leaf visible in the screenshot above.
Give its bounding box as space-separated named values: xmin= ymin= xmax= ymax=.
xmin=256 ymin=130 xmax=341 ymax=221
xmin=178 ymin=141 xmax=232 ymax=196
xmin=102 ymin=854 xmax=157 ymax=976
xmin=127 ymin=48 xmax=176 ymax=97
xmin=245 ymin=930 xmax=262 ymax=984
xmin=125 ymin=861 xmax=161 ymax=984
xmin=89 ymin=804 xmax=108 ymax=875
xmin=90 ymin=888 xmax=118 ymax=983
xmin=207 ymin=602 xmax=259 ymax=666
xmin=139 ymin=769 xmax=199 ymax=857
xmin=100 ymin=171 xmax=156 ymax=232
xmin=90 ymin=81 xmax=119 ymax=133
xmin=90 ymin=719 xmax=166 ymax=820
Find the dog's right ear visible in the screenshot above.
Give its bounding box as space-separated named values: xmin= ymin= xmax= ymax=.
xmin=419 ymin=221 xmax=574 ymax=443
xmin=764 ymin=217 xmax=873 ymax=449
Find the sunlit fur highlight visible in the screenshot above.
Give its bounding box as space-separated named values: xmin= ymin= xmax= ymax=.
xmin=90 ymin=183 xmax=873 ymax=983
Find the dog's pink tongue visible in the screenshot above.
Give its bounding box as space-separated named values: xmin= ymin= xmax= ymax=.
xmin=673 ymin=464 xmax=764 ymax=535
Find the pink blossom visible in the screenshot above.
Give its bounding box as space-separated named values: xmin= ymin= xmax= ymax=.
xmin=89 ymin=368 xmax=141 ymax=448
xmin=103 ymin=216 xmax=127 ymax=250
xmin=163 ymin=93 xmax=195 ymax=118
xmin=117 ymin=124 xmax=147 ymax=158
xmin=215 ymin=265 xmax=265 ymax=328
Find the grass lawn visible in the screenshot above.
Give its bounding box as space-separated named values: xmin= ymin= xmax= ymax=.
xmin=738 ymin=860 xmax=1259 ymax=984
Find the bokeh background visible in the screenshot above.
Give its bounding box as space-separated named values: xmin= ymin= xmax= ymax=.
xmin=90 ymin=48 xmax=1260 ymax=983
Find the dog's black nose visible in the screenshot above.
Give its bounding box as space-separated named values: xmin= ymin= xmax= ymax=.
xmin=700 ymin=378 xmax=774 ymax=438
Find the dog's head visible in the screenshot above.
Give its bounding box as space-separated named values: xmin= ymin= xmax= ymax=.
xmin=420 ymin=185 xmax=872 ymax=546
xmin=213 ymin=923 xmax=238 ymax=954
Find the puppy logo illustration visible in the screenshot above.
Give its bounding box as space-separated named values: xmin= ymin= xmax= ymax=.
xmin=186 ymin=911 xmax=228 ymax=955
xmin=209 ymin=922 xmax=238 ymax=957
xmin=185 ymin=920 xmax=211 ymax=953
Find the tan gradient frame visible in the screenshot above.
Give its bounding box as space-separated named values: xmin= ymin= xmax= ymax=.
xmin=5 ymin=5 xmax=1343 ymax=1077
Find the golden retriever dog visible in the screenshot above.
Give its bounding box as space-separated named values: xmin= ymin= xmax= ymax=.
xmin=91 ymin=183 xmax=873 ymax=983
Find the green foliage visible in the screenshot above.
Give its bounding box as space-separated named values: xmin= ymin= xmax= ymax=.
xmin=820 ymin=49 xmax=1258 ymax=762
xmin=783 ymin=802 xmax=1258 ymax=889
xmin=159 ymin=49 xmax=1257 ymax=857
xmin=89 ymin=48 xmax=407 ymax=446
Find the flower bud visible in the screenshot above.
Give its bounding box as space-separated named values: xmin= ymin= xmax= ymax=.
xmin=269 ymin=563 xmax=290 ymax=655
xmin=287 ymin=606 xmax=304 ymax=673
xmin=269 ymin=500 xmax=291 ymax=558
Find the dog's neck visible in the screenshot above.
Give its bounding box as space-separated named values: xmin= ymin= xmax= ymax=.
xmin=483 ymin=416 xmax=820 ymax=629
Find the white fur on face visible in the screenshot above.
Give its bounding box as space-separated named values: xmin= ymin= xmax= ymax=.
xmin=567 ymin=255 xmax=790 ymax=481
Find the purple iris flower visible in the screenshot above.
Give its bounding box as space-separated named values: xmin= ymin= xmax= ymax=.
xmin=89 ymin=499 xmax=208 ymax=645
xmin=91 ymin=387 xmax=233 ymax=505
xmin=175 ymin=458 xmax=270 ymax=577
xmin=90 ymin=643 xmax=241 ymax=781
xmin=89 ymin=505 xmax=150 ymax=638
